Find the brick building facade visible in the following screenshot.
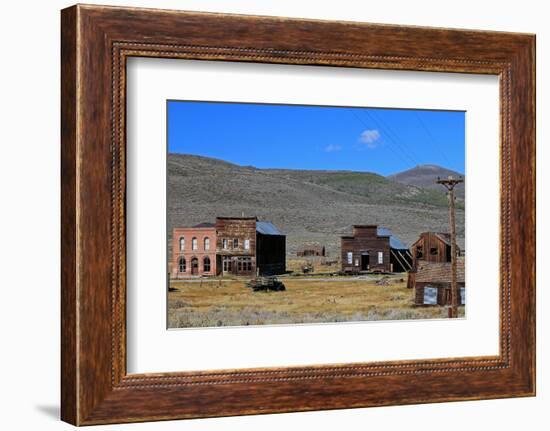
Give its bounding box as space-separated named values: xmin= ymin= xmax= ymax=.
xmin=171 ymin=223 xmax=216 ymax=278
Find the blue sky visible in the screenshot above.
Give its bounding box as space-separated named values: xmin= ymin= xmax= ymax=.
xmin=167 ymin=100 xmax=465 ymax=176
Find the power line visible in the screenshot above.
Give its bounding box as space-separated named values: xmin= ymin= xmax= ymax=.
xmin=366 ymin=109 xmax=422 ymax=165
xmin=348 ymin=109 xmax=414 ymax=167
xmin=414 ymin=111 xmax=452 ymax=167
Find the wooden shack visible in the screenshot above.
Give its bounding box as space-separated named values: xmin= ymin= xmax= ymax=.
xmin=411 ymin=257 xmax=465 ymax=306
xmin=410 ymin=231 xmax=461 ymax=268
xmin=297 ymin=244 xmax=326 ymax=257
xmin=341 ymin=225 xmax=412 ymax=273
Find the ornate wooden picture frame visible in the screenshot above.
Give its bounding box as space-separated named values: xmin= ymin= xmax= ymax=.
xmin=61 ymin=4 xmax=535 ymax=425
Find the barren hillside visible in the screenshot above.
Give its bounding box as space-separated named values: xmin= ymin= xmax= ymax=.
xmin=167 ymin=154 xmax=465 ymax=258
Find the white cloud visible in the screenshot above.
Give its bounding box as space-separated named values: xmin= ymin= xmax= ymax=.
xmin=358 ymin=129 xmax=381 ymax=148
xmin=324 ymin=144 xmax=342 ymax=153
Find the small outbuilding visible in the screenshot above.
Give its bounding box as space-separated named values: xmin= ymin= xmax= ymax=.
xmin=410 ymin=231 xmax=461 ymax=268
xmin=410 ymin=257 xmax=465 ymax=306
xmin=297 ymin=244 xmax=326 ymax=257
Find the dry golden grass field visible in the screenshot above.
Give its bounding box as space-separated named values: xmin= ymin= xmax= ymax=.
xmin=168 ymin=274 xmax=465 ymax=328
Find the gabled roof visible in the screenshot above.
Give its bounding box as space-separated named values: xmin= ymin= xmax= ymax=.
xmin=412 ymin=232 xmax=453 ymax=247
xmin=415 ymin=257 xmax=465 ymax=283
xmin=256 ymin=221 xmax=284 ymax=236
xmin=377 ymin=227 xmax=408 ymax=250
xmin=434 ymin=232 xmax=451 ymax=246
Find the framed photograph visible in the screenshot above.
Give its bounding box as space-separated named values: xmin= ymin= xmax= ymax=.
xmin=61 ymin=4 xmax=535 ymax=425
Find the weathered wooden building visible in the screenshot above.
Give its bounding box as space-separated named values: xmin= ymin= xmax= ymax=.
xmin=215 ymin=217 xmax=257 ymax=276
xmin=340 ymin=225 xmax=412 ymax=273
xmin=411 ymin=257 xmax=465 ymax=306
xmin=296 ymin=244 xmax=326 ymax=257
xmin=410 ymin=231 xmax=461 ymax=268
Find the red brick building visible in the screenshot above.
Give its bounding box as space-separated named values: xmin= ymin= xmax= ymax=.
xmin=171 ymin=223 xmax=216 ymax=278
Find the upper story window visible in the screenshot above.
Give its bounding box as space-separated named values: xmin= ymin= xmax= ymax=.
xmin=430 ymin=247 xmax=438 ymax=255
xmin=179 ymin=237 xmax=185 ymax=251
xmin=233 ymin=238 xmax=239 ymax=248
xmin=192 ymin=237 xmax=198 ymax=251
xmin=222 ymin=238 xmax=228 ymax=249
xmin=244 ymin=239 xmax=250 ymax=250
xmin=204 ymin=237 xmax=210 ymax=250
xmin=378 ymin=251 xmax=384 ymax=264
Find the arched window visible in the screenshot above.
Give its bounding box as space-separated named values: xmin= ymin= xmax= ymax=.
xmin=204 ymin=237 xmax=210 ymax=250
xmin=178 ymin=256 xmax=186 ymax=273
xmin=192 ymin=237 xmax=198 ymax=250
xmin=179 ymin=237 xmax=185 ymax=251
xmin=203 ymin=256 xmax=211 ymax=272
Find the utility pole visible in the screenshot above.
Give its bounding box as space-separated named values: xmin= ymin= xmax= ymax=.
xmin=436 ymin=176 xmax=464 ymax=318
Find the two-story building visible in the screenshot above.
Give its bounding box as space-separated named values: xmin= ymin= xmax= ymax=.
xmin=171 ymin=222 xmax=217 ymax=278
xmin=340 ymin=225 xmax=412 ymax=273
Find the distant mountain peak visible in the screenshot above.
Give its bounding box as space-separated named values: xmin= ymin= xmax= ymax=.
xmin=388 ymin=164 xmax=465 ymax=199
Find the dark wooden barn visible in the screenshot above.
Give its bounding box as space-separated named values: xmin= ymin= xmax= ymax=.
xmin=410 ymin=232 xmax=461 ymax=268
xmin=340 ymin=225 xmax=412 ymax=273
xmin=410 ymin=257 xmax=465 ymax=306
xmin=297 ymin=244 xmax=326 ymax=257
xmin=256 ymin=221 xmax=286 ymax=275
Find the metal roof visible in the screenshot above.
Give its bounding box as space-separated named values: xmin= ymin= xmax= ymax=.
xmin=377 ymin=227 xmax=408 ymax=250
xmin=256 ymin=221 xmax=284 ymax=236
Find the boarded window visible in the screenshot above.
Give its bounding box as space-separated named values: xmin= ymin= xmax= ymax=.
xmin=347 ymin=252 xmax=353 ymax=264
xmin=204 ymin=237 xmax=210 ymax=250
xmin=378 ymin=251 xmax=383 ymax=264
xmin=179 ymin=237 xmax=185 ymax=251
xmin=423 ymin=286 xmax=437 ymax=305
xmin=192 ymin=237 xmax=198 ymax=250
xmin=244 ymin=239 xmax=250 ymax=250
xmin=460 ymin=287 xmax=465 ymax=305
